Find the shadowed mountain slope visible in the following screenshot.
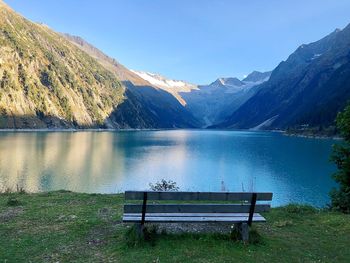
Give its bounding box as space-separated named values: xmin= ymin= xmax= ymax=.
xmin=218 ymin=25 xmax=350 ymax=130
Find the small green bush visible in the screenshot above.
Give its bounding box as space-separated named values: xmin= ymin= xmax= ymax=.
xmin=124 ymin=224 xmax=158 ymax=247
xmin=229 ymin=225 xmax=263 ymax=244
xmin=281 ymin=204 xmax=317 ymax=214
xmin=249 ymin=228 xmax=263 ymax=245
xmin=229 ymin=226 xmax=240 ymax=241
xmin=149 ymin=179 xmax=179 ymax=191
xmin=6 ymin=197 xmax=21 ymax=206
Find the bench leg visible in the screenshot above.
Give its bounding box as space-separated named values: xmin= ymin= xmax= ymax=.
xmin=236 ymin=223 xmax=249 ymax=243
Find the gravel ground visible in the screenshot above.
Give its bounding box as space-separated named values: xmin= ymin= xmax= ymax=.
xmin=149 ymin=222 xmax=235 ymax=234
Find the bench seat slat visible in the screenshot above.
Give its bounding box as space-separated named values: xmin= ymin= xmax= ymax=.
xmin=125 ymin=191 xmax=272 ymax=201
xmin=124 ymin=204 xmax=270 ymax=213
xmin=123 ymin=215 xmax=266 ymax=223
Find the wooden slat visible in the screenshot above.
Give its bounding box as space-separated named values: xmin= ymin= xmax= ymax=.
xmin=123 ymin=216 xmax=266 ymax=223
xmin=125 ymin=191 xmax=272 ymax=201
xmin=124 ymin=213 xmax=263 ymax=217
xmin=124 ymin=204 xmax=270 ymax=214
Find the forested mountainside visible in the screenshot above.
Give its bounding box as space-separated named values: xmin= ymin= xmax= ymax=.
xmin=218 ymin=24 xmax=350 ymax=130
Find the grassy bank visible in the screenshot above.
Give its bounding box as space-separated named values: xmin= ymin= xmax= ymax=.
xmin=1 ymin=191 xmax=350 ymax=262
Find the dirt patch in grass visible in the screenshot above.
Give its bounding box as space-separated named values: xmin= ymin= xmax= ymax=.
xmin=0 ymin=206 xmax=24 ymax=222
xmin=87 ymin=226 xmax=111 ymax=246
xmin=97 ymin=207 xmax=116 ymax=221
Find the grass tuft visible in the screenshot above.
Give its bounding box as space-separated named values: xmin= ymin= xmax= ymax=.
xmin=124 ymin=224 xmax=158 ymax=247
xmin=273 ymin=220 xmax=294 ymax=228
xmin=281 ymin=204 xmax=318 ymax=214
xmin=249 ymin=228 xmax=263 ymax=245
xmin=6 ymin=197 xmax=21 ymax=206
xmin=56 ymin=189 xmax=72 ymax=193
xmin=229 ymin=225 xmax=241 ymax=241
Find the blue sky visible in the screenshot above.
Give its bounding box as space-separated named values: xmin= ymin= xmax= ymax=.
xmin=4 ymin=0 xmax=350 ymax=84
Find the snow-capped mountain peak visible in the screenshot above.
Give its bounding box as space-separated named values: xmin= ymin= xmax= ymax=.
xmin=131 ymin=69 xmax=271 ymax=127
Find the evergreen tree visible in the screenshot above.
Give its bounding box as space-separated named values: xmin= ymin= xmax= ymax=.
xmin=330 ymin=104 xmax=350 ymax=213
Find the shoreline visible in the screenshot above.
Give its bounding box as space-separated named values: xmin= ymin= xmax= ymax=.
xmin=283 ymin=131 xmax=342 ymax=140
xmin=0 ymin=128 xmax=164 ymax=132
xmin=0 ymin=127 xmax=342 ymax=140
xmin=283 ymin=132 xmax=342 ymax=140
xmin=0 ymin=128 xmax=277 ymax=133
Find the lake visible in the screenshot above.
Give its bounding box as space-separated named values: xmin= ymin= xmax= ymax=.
xmin=0 ymin=130 xmax=337 ymax=207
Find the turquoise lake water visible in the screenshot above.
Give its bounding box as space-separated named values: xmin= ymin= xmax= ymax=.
xmin=0 ymin=130 xmax=337 ymax=207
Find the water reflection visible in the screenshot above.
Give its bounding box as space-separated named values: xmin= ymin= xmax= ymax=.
xmin=0 ymin=132 xmax=125 ymax=193
xmin=0 ymin=130 xmax=336 ymax=206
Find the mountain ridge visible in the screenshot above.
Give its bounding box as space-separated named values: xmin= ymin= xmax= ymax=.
xmin=63 ymin=33 xmax=152 ymax=87
xmin=131 ymin=70 xmax=271 ymax=127
xmin=217 ymin=23 xmax=350 ymax=130
xmin=0 ymin=1 xmax=181 ymax=129
xmin=64 ymin=34 xmax=201 ymax=128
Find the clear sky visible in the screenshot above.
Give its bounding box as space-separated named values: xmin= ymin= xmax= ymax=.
xmin=4 ymin=0 xmax=350 ymax=84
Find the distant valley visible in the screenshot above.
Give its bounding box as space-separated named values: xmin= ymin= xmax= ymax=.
xmin=65 ymin=33 xmax=272 ymax=128
xmin=131 ymin=70 xmax=271 ymax=127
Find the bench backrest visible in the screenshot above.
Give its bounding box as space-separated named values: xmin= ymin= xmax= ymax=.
xmin=124 ymin=191 xmax=273 ymax=225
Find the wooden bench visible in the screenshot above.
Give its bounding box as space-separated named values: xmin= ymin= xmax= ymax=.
xmin=123 ymin=191 xmax=273 ymax=241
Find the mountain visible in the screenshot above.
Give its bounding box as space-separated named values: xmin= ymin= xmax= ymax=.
xmin=4 ymin=0 xmax=347 ymax=131
xmin=218 ymin=25 xmax=350 ymax=130
xmin=64 ymin=36 xmax=200 ymax=128
xmin=212 ymin=77 xmax=244 ymax=88
xmin=0 ymin=1 xmax=199 ymax=129
xmin=63 ymin=34 xmax=150 ymax=87
xmin=242 ymin=71 xmax=272 ymax=82
xmin=180 ymin=73 xmax=271 ymax=127
xmin=0 ymin=1 xmax=147 ymax=128
xmin=132 ymin=71 xmax=271 ymax=127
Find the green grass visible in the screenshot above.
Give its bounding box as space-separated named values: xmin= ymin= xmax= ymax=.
xmin=0 ymin=192 xmax=350 ymax=262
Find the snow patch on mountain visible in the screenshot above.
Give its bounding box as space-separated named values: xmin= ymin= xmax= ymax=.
xmin=311 ymin=53 xmax=323 ymax=60
xmin=131 ymin=70 xmax=198 ymax=106
xmin=250 ymin=115 xmax=279 ymax=130
xmin=131 ymin=70 xmax=197 ymax=91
